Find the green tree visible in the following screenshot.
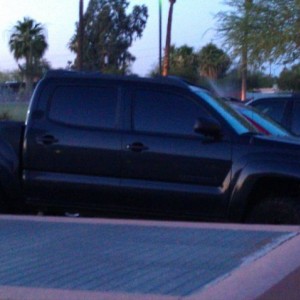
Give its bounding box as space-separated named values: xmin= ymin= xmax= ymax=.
xmin=150 ymin=45 xmax=199 ymax=83
xmin=252 ymin=0 xmax=300 ymax=63
xmin=150 ymin=43 xmax=231 ymax=84
xmin=216 ymin=0 xmax=256 ymax=100
xmin=278 ymin=64 xmax=300 ymax=91
xmin=169 ymin=45 xmax=199 ymax=82
xmin=247 ymin=71 xmax=275 ymax=90
xmin=198 ymin=43 xmax=231 ymax=80
xmin=69 ymin=0 xmax=148 ymax=74
xmin=217 ymin=0 xmax=300 ymax=99
xmin=9 ymin=17 xmax=48 ymax=93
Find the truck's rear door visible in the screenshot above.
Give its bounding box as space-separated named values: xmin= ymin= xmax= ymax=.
xmin=23 ymin=79 xmax=123 ymax=210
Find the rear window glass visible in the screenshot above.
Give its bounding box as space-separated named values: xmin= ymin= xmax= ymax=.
xmin=48 ymin=85 xmax=118 ymax=129
xmin=251 ymin=98 xmax=288 ymax=123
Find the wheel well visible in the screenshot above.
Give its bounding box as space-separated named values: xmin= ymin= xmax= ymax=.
xmin=242 ymin=177 xmax=300 ymax=220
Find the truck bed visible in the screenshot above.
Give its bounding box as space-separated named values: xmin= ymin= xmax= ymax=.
xmin=0 ymin=121 xmax=24 ymax=159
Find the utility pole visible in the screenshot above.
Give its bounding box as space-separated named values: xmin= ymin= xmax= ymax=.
xmin=78 ymin=0 xmax=84 ymax=71
xmin=162 ymin=0 xmax=176 ymax=76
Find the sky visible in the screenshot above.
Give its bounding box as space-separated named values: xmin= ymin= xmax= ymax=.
xmin=0 ymin=0 xmax=226 ymax=76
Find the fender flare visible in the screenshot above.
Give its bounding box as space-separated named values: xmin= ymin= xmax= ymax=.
xmin=228 ymin=159 xmax=300 ymax=222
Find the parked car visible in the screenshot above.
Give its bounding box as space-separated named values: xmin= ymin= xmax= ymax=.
xmin=229 ymin=102 xmax=291 ymax=137
xmin=2 ymin=70 xmax=300 ymax=224
xmin=247 ymin=94 xmax=300 ymax=135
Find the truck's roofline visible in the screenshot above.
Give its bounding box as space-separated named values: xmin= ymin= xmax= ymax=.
xmin=43 ymin=69 xmax=191 ymax=89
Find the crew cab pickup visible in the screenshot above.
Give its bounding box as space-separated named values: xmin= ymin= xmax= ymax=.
xmin=2 ymin=70 xmax=300 ymax=224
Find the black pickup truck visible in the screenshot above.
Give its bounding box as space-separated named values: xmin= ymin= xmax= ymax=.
xmin=2 ymin=70 xmax=300 ymax=224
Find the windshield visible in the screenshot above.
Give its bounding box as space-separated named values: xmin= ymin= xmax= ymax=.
xmin=190 ymin=86 xmax=259 ymax=135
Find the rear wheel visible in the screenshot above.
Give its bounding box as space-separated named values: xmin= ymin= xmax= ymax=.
xmin=0 ymin=194 xmax=27 ymax=215
xmin=245 ymin=197 xmax=300 ymax=225
xmin=0 ymin=194 xmax=11 ymax=214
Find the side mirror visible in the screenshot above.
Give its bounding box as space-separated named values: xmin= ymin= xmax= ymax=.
xmin=194 ymin=116 xmax=222 ymax=139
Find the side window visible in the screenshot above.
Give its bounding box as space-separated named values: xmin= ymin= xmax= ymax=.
xmin=48 ymin=85 xmax=118 ymax=129
xmin=133 ymin=90 xmax=209 ymax=136
xmin=252 ymin=99 xmax=287 ymax=123
xmin=291 ymin=100 xmax=300 ymax=135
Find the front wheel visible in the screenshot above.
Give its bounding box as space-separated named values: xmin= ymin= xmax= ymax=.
xmin=245 ymin=197 xmax=300 ymax=225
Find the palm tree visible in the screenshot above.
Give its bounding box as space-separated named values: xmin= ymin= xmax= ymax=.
xmin=216 ymin=0 xmax=253 ymax=100
xmin=240 ymin=0 xmax=253 ymax=101
xmin=9 ymin=17 xmax=48 ymax=93
xmin=198 ymin=43 xmax=231 ymax=80
xmin=162 ymin=0 xmax=176 ymax=76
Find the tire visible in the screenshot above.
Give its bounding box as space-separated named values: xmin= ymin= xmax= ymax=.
xmin=0 ymin=201 xmax=11 ymax=214
xmin=245 ymin=197 xmax=300 ymax=225
xmin=0 ymin=195 xmax=26 ymax=215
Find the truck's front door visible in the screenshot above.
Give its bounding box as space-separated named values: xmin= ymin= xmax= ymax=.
xmin=121 ymin=87 xmax=232 ymax=219
xmin=23 ymin=81 xmax=123 ymax=210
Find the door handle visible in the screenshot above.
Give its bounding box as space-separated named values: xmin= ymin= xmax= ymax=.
xmin=36 ymin=135 xmax=59 ymax=145
xmin=126 ymin=142 xmax=149 ymax=152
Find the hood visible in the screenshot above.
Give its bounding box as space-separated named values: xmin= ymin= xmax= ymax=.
xmin=251 ymin=134 xmax=300 ymax=153
xmin=233 ymin=134 xmax=300 ymax=173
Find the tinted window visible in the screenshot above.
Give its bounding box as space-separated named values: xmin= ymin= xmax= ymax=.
xmin=133 ymin=90 xmax=208 ymax=136
xmin=251 ymin=98 xmax=287 ymax=123
xmin=291 ymin=100 xmax=300 ymax=135
xmin=48 ymin=85 xmax=118 ymax=129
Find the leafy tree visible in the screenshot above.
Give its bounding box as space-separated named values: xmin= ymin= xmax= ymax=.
xmin=246 ymin=0 xmax=300 ymax=64
xmin=247 ymin=71 xmax=275 ymax=90
xmin=9 ymin=17 xmax=48 ymax=93
xmin=150 ymin=43 xmax=231 ymax=84
xmin=169 ymin=45 xmax=199 ymax=82
xmin=150 ymin=45 xmax=199 ymax=83
xmin=217 ymin=0 xmax=300 ymax=99
xmin=69 ymin=0 xmax=148 ymax=74
xmin=198 ymin=43 xmax=231 ymax=80
xmin=278 ymin=64 xmax=300 ymax=91
xmin=216 ymin=0 xmax=255 ymax=100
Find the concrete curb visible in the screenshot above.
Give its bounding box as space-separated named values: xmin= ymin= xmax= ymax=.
xmin=187 ymin=232 xmax=300 ymax=300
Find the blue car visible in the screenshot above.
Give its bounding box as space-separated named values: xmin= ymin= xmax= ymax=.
xmin=247 ymin=94 xmax=300 ymax=135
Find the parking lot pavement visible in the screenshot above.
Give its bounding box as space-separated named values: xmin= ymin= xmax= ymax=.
xmin=0 ymin=215 xmax=299 ymax=300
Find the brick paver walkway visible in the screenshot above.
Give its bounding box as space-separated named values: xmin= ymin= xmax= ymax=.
xmin=0 ymin=216 xmax=294 ymax=299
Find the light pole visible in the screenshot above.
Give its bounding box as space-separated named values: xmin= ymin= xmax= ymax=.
xmin=159 ymin=0 xmax=162 ymax=75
